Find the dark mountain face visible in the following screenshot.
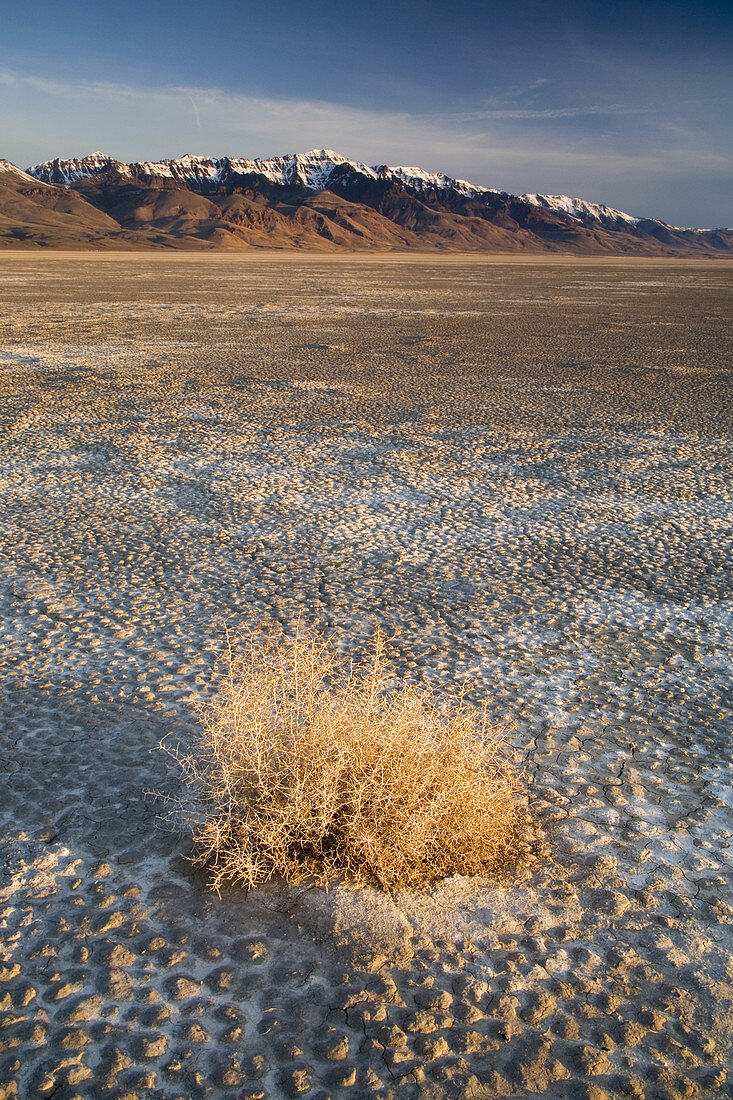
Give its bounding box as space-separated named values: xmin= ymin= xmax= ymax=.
xmin=1 ymin=152 xmax=731 ymax=254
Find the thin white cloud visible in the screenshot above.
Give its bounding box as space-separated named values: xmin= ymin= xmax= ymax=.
xmin=430 ymin=105 xmax=653 ymax=122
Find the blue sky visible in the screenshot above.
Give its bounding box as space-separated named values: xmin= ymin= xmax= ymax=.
xmin=1 ymin=0 xmax=731 ymax=226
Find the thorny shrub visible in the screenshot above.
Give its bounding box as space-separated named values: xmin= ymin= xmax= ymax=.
xmin=165 ymin=626 xmax=525 ymax=891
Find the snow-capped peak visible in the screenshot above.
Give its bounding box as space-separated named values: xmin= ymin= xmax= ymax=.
xmin=135 ymin=155 xmax=222 ymax=182
xmin=375 ymin=165 xmax=495 ymax=198
xmin=27 ymin=152 xmax=130 ymax=185
xmin=520 ymin=192 xmax=638 ymax=227
xmin=223 ymin=149 xmax=377 ymax=189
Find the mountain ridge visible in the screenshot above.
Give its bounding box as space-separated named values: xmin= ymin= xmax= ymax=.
xmin=2 ymin=149 xmax=731 ymax=253
xmin=26 ymin=148 xmax=643 ymax=227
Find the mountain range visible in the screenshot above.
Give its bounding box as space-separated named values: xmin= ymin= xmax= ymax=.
xmin=1 ymin=148 xmax=731 ymax=254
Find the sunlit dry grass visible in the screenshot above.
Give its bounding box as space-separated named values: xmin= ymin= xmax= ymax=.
xmin=168 ymin=626 xmax=523 ymax=891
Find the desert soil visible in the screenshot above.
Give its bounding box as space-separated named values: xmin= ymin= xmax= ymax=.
xmin=0 ymin=253 xmax=731 ymax=1099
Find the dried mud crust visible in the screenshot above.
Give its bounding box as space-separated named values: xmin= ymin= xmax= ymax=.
xmin=0 ymin=256 xmax=731 ymax=1099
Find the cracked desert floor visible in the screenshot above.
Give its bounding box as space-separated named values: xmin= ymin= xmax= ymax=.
xmin=0 ymin=253 xmax=731 ymax=1099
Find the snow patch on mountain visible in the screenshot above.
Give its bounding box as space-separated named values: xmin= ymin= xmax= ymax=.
xmin=0 ymin=159 xmax=51 ymax=185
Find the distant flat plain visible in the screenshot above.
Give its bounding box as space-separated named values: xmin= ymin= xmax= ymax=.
xmin=0 ymin=254 xmax=731 ymax=1099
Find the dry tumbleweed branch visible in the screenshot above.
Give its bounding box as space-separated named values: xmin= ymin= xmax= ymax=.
xmin=166 ymin=626 xmax=524 ymax=891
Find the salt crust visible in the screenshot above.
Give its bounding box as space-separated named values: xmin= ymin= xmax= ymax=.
xmin=0 ymin=255 xmax=731 ymax=1099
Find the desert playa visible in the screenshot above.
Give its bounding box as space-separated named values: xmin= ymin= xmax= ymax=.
xmin=0 ymin=253 xmax=731 ymax=1098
